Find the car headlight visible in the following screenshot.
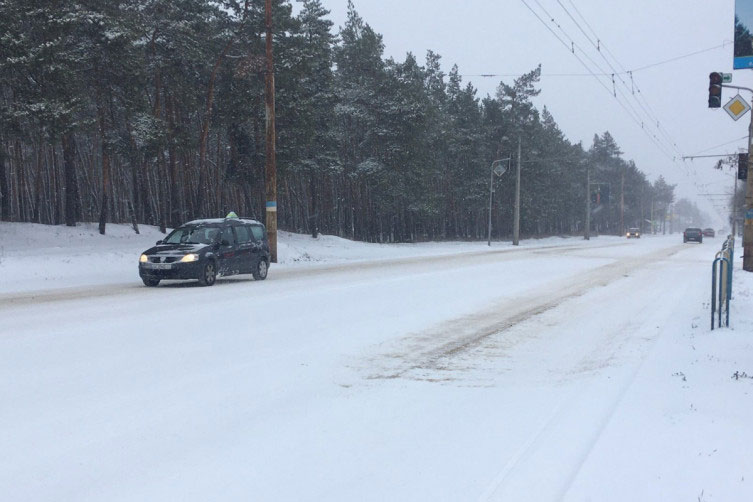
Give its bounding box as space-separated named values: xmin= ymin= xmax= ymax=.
xmin=180 ymin=253 xmax=199 ymax=263
xmin=139 ymin=254 xmax=148 ymax=263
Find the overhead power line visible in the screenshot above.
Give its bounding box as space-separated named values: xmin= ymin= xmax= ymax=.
xmin=519 ymin=0 xmax=678 ymax=161
xmin=630 ymin=43 xmax=732 ymax=73
xmin=555 ymin=0 xmax=685 ymax=159
xmin=687 ymin=136 xmax=748 ymax=156
xmin=459 ymin=42 xmax=730 ymax=79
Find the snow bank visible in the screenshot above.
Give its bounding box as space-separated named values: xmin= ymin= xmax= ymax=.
xmin=0 ymin=222 xmax=586 ymax=294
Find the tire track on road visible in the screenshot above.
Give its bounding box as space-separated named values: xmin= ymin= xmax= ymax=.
xmin=477 ymin=256 xmax=696 ymax=501
xmin=364 ymin=244 xmax=685 ymax=381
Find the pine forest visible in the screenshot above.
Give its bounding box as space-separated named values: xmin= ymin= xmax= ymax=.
xmin=0 ymin=0 xmax=682 ymax=241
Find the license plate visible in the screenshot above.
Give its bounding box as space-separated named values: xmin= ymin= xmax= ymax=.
xmin=145 ymin=262 xmax=172 ymax=270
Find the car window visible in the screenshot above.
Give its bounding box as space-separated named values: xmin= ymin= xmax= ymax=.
xmin=165 ymin=225 xmax=220 ymax=244
xmin=220 ymin=226 xmax=236 ymax=246
xmin=235 ymin=225 xmax=251 ymax=244
xmin=250 ymin=225 xmax=265 ymax=241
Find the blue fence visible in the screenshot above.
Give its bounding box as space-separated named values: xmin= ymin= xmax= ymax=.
xmin=711 ymin=235 xmax=735 ymax=330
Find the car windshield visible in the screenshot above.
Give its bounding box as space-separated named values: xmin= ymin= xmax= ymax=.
xmin=164 ymin=225 xmax=220 ymax=245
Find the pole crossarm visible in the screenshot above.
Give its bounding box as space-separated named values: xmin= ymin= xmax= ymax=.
xmin=722 ymin=84 xmax=753 ymax=94
xmin=682 ymin=153 xmax=738 ymax=160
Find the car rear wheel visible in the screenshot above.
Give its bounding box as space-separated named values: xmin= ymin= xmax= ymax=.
xmin=142 ymin=277 xmax=160 ymax=287
xmin=252 ymin=259 xmax=268 ymax=280
xmin=198 ymin=260 xmax=217 ymax=286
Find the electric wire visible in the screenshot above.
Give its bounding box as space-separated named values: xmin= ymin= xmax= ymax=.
xmin=555 ymin=0 xmax=685 ymax=161
xmin=555 ymin=0 xmax=685 ymax=159
xmin=460 ymin=42 xmax=729 ymax=78
xmin=551 ymin=2 xmax=725 ymax=190
xmin=687 ymin=136 xmax=748 ymax=156
xmin=530 ymin=0 xmax=679 ymax=160
xmin=521 ymin=0 xmax=674 ymax=161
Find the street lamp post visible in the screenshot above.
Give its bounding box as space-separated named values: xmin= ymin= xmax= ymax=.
xmin=488 ymin=157 xmax=511 ymax=246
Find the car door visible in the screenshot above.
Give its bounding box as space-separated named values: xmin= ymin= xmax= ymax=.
xmin=234 ymin=224 xmax=255 ymax=274
xmin=250 ymin=224 xmax=269 ymax=262
xmin=217 ymin=226 xmax=238 ymax=275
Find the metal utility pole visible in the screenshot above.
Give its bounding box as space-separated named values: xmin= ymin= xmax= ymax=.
xmin=585 ymin=163 xmax=590 ymax=240
xmin=733 ymin=168 xmax=738 ymax=238
xmin=669 ymin=204 xmax=674 ymax=234
xmin=264 ymin=0 xmax=278 ymax=262
xmin=745 ymin=104 xmax=753 ymax=271
xmin=487 ymin=157 xmax=510 ymax=246
xmin=619 ymin=168 xmax=625 ymax=235
xmin=717 ymin=82 xmax=753 ymax=270
xmin=487 ymin=160 xmax=494 ymax=247
xmin=513 ymin=137 xmax=521 ymax=246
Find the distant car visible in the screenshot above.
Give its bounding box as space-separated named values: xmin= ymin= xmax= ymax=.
xmin=626 ymin=227 xmax=641 ymax=238
xmin=683 ymin=227 xmax=703 ymax=244
xmin=138 ymin=216 xmax=270 ymax=287
xmin=702 ymin=228 xmax=715 ymax=238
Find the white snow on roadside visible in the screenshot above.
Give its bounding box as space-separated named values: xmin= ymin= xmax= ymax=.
xmin=0 ymin=222 xmax=594 ymax=293
xmin=564 ymin=266 xmax=753 ymax=502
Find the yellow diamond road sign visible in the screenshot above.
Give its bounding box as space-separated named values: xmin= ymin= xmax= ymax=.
xmin=723 ymin=94 xmax=750 ymax=121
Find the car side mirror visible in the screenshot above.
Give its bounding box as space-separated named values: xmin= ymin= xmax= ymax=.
xmin=156 ymin=240 xmax=163 ymax=245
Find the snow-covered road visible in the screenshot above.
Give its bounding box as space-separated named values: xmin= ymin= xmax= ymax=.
xmin=1 ymin=227 xmax=751 ymax=501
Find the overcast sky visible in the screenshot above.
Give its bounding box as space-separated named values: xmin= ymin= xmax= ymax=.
xmin=294 ymin=0 xmax=747 ymax=227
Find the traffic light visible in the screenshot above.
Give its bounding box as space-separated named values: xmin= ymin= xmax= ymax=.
xmin=601 ymin=184 xmax=610 ymax=204
xmin=708 ymin=72 xmax=722 ymax=108
xmin=739 ymin=153 xmax=749 ymax=180
xmin=591 ymin=188 xmax=599 ymax=204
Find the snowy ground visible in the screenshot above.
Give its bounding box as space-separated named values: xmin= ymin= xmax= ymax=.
xmin=0 ymin=223 xmax=751 ymax=501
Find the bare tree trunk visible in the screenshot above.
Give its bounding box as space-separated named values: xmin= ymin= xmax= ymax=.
xmin=0 ymin=136 xmax=9 ymax=221
xmin=166 ymin=92 xmax=182 ymax=227
xmin=149 ymin=30 xmax=167 ymax=234
xmin=61 ymin=133 xmax=80 ymax=226
xmin=195 ymin=38 xmax=234 ymax=215
xmin=196 ymin=1 xmax=249 ymax=215
xmin=96 ymin=88 xmax=111 ymax=235
xmin=309 ymin=172 xmax=318 ymax=238
xmin=15 ymin=140 xmax=27 ymax=221
xmin=50 ymin=144 xmax=61 ymax=224
xmin=157 ymin=152 xmax=167 ymax=233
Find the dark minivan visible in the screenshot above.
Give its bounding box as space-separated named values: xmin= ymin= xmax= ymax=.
xmin=138 ymin=216 xmax=270 ymax=286
xmin=683 ymin=227 xmax=703 ymax=244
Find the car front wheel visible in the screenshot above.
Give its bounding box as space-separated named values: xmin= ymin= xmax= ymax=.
xmin=198 ymin=260 xmax=217 ymax=286
xmin=142 ymin=277 xmax=160 ymax=287
xmin=253 ymin=259 xmax=268 ymax=280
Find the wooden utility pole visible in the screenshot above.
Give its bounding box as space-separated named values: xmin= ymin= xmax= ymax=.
xmin=265 ymin=0 xmax=278 ymax=262
xmin=513 ymin=137 xmax=521 ymax=245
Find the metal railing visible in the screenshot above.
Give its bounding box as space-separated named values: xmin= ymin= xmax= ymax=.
xmin=711 ymin=235 xmax=735 ymax=330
